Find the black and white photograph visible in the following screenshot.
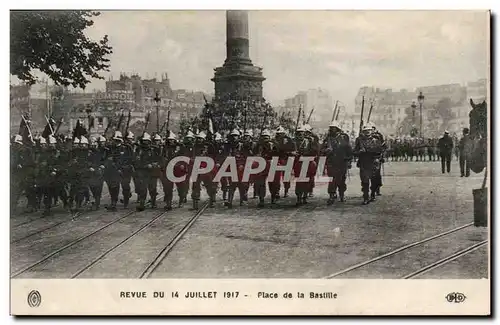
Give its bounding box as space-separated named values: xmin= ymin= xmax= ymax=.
xmin=8 ymin=7 xmax=490 ymax=316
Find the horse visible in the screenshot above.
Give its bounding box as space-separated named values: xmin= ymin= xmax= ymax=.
xmin=467 ymin=99 xmax=488 ymax=174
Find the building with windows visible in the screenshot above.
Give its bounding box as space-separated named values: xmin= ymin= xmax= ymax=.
xmin=283 ymin=88 xmax=333 ymax=132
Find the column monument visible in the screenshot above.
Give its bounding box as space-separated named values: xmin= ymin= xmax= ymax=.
xmin=211 ymin=10 xmax=265 ymax=101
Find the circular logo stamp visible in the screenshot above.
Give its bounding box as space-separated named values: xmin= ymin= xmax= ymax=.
xmin=27 ymin=290 xmax=41 ymax=308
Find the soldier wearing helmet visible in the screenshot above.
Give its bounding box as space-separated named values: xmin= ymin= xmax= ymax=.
xmin=174 ymin=130 xmax=196 ymax=207
xmin=368 ymin=123 xmax=386 ymax=196
xmin=88 ymin=135 xmax=107 ymax=210
xmin=134 ymin=132 xmax=158 ymax=211
xmin=293 ymin=124 xmax=317 ymax=206
xmin=11 ymin=135 xmax=29 ymax=212
xmin=274 ymin=125 xmax=295 ymax=199
xmin=191 ymin=130 xmax=216 ymax=210
xmin=354 ymin=123 xmax=384 ymax=205
xmin=103 ymin=131 xmax=126 ymax=211
xmin=253 ymin=129 xmax=275 ymax=207
xmin=322 ymin=120 xmax=353 ymax=204
xmin=160 ymin=130 xmax=180 ymax=211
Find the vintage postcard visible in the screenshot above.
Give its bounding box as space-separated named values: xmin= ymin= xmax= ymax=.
xmin=9 ymin=9 xmax=490 ymax=316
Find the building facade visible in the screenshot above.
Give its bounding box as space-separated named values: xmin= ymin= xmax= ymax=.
xmin=283 ymin=88 xmax=333 ymax=132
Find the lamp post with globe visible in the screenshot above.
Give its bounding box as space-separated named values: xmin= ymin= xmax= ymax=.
xmin=418 ymin=91 xmax=425 ymax=138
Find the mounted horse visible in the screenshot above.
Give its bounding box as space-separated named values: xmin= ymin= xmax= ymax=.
xmin=467 ymin=98 xmax=487 ymax=174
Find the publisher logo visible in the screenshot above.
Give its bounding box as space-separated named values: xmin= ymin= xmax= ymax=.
xmin=27 ymin=290 xmax=41 ymax=308
xmin=445 ymin=292 xmax=466 ymax=303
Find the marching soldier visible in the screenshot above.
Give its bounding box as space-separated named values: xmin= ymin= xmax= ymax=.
xmin=274 ymin=126 xmax=295 ymax=199
xmin=104 ymin=131 xmax=126 ymax=211
xmin=160 ymin=131 xmax=179 ymax=210
xmin=322 ymin=121 xmax=352 ymax=204
xmin=254 ymin=130 xmax=273 ymax=207
xmin=294 ymin=125 xmax=316 ymax=206
xmin=88 ymin=136 xmax=107 ymax=210
xmin=304 ymin=124 xmax=320 ymax=197
xmin=354 ymin=123 xmax=384 ymax=205
xmin=175 ymin=131 xmax=195 ymax=207
xmin=134 ymin=132 xmax=159 ymax=211
xmin=371 ymin=124 xmax=386 ymax=196
xmin=438 ymin=130 xmax=454 ymax=174
xmin=459 ymin=128 xmax=471 ymax=177
xmin=221 ymin=129 xmax=241 ymax=204
xmin=121 ymin=131 xmax=136 ymax=207
xmin=224 ymin=129 xmax=249 ymax=208
xmin=191 ymin=131 xmax=216 ymax=209
xmin=10 ymin=134 xmax=33 ymax=212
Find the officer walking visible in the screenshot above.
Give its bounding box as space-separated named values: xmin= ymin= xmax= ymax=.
xmin=458 ymin=127 xmax=471 ymax=177
xmin=438 ymin=130 xmax=454 ymax=174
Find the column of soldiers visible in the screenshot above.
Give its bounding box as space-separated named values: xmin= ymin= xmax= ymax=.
xmin=11 ymin=119 xmax=392 ymax=215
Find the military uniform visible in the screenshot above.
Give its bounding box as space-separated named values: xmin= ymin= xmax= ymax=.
xmin=134 ymin=133 xmax=160 ymax=211
xmin=458 ymin=128 xmax=471 ymax=177
xmin=294 ymin=125 xmax=316 ymax=205
xmin=160 ymin=131 xmax=179 ymax=210
xmin=88 ymin=136 xmax=107 ymax=210
xmin=354 ymin=124 xmax=383 ymax=205
xmin=322 ymin=121 xmax=353 ymax=204
xmin=190 ymin=131 xmax=216 ymax=209
xmin=438 ymin=131 xmax=454 ymax=173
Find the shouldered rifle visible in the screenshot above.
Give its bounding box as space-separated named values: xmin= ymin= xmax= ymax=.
xmin=143 ymin=111 xmax=151 ymax=136
xmin=306 ymin=107 xmax=315 ymax=124
xmin=331 ymin=100 xmax=339 ymax=122
xmin=124 ymin=110 xmax=132 ymax=135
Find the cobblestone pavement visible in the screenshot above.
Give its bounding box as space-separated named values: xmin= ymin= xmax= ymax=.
xmin=10 ymin=160 xmax=489 ymax=279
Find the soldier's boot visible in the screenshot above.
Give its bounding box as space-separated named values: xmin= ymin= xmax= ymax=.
xmin=295 ymin=195 xmax=302 ymax=207
xmin=258 ymin=196 xmax=265 ymax=208
xmin=191 ymin=199 xmax=199 ymax=210
xmin=222 ymin=190 xmax=227 ymax=203
xmin=339 ymin=191 xmax=345 ymax=202
xmin=178 ymin=196 xmax=185 ymax=208
xmin=376 ymin=187 xmax=381 ymax=196
xmin=164 ymin=200 xmax=173 ymax=211
xmin=209 ymin=194 xmax=215 ymax=208
xmin=123 ymin=190 xmax=130 ymax=208
xmin=302 ymin=194 xmax=308 ymax=204
xmin=370 ymin=191 xmax=376 ymax=202
xmin=136 ymin=200 xmax=145 ymax=212
xmin=227 ymin=190 xmax=234 ymax=208
xmin=362 ymin=187 xmax=370 ymax=205
xmin=327 ymin=193 xmax=335 ymax=205
xmin=108 ymin=200 xmax=118 ymax=212
xmin=150 ymin=195 xmax=157 ymax=209
xmin=95 ymin=196 xmax=101 ymax=210
xmin=284 ymin=188 xmax=289 ymax=198
xmin=123 ymin=196 xmax=129 ymax=209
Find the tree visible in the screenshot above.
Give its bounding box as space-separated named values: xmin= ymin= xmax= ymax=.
xmin=10 ymin=10 xmax=112 ymax=89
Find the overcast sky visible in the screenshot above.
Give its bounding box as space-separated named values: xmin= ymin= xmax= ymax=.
xmin=39 ymin=10 xmax=491 ymax=110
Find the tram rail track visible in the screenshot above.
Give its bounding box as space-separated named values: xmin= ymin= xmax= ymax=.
xmin=324 ymin=222 xmax=476 ymax=279
xmin=11 ymin=209 xmax=137 ymax=278
xmin=403 ymin=240 xmax=488 ymax=279
xmin=139 ymin=201 xmax=210 ymax=278
xmin=11 ymin=192 xmax=154 ymax=244
xmin=11 ymin=192 xmax=111 ymax=229
xmin=70 ymin=206 xmax=188 ymax=278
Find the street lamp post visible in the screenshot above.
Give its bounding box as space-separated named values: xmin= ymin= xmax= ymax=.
xmin=417 ymin=91 xmax=425 ymax=138
xmin=154 ymin=91 xmax=161 ymax=133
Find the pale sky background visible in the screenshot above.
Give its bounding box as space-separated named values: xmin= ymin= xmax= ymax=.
xmin=26 ymin=10 xmax=491 ymax=111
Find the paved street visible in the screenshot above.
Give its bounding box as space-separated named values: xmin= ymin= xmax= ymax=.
xmin=10 ymin=160 xmax=489 ymax=279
